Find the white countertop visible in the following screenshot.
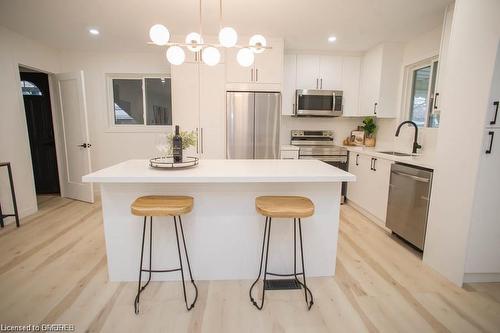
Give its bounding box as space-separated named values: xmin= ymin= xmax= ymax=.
xmin=342 ymin=146 xmax=435 ymax=169
xmin=83 ymin=159 xmax=356 ymax=183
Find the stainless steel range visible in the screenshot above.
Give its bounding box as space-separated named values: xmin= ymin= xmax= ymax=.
xmin=290 ymin=130 xmax=348 ymax=202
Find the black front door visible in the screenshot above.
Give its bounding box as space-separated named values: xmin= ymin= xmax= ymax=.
xmin=21 ymin=72 xmax=60 ymax=194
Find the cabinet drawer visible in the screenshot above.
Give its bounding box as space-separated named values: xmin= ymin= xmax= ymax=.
xmin=280 ymin=150 xmax=299 ymax=159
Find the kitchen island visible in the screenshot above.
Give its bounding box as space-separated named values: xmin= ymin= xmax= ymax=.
xmin=83 ymin=159 xmax=355 ymax=281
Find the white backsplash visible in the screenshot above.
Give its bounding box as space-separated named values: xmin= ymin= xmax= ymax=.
xmin=280 ymin=116 xmax=438 ymax=159
xmin=280 ymin=116 xmax=362 ymax=145
xmin=375 ymin=118 xmax=438 ymax=157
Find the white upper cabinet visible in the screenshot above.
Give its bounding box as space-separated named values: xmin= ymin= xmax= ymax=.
xmin=341 ymin=57 xmax=361 ymax=117
xmin=287 ymin=53 xmax=361 ymax=116
xmin=359 ymin=43 xmax=403 ymax=118
xmin=225 ymin=47 xmax=253 ymax=83
xmin=296 ymin=55 xmax=342 ymax=90
xmin=319 ymin=55 xmax=342 ymax=90
xmin=226 ymin=38 xmax=283 ymax=84
xmin=296 ymin=55 xmax=320 ymax=89
xmin=254 ymin=41 xmax=284 ymax=84
xmin=283 ymin=54 xmax=297 ymax=115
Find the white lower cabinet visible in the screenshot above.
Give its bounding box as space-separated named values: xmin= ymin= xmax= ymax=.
xmin=347 ymin=152 xmax=393 ymax=222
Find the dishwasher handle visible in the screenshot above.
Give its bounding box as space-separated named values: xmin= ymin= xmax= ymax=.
xmin=392 ymin=171 xmax=430 ymax=183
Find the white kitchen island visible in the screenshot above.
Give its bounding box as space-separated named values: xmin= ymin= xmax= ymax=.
xmin=83 ymin=159 xmax=355 ymax=281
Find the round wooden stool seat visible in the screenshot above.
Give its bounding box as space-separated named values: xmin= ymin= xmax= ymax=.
xmin=131 ymin=195 xmax=193 ymax=217
xmin=255 ymin=196 xmax=314 ymax=219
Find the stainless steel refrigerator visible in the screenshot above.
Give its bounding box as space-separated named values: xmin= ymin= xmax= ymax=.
xmin=226 ymin=92 xmax=280 ymax=159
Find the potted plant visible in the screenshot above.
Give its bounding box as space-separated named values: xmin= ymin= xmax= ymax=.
xmin=361 ymin=117 xmax=377 ymax=147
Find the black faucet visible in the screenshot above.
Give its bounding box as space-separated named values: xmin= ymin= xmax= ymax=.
xmin=395 ymin=121 xmax=422 ymax=154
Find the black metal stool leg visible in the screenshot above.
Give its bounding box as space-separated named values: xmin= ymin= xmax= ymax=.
xmin=134 ymin=216 xmax=148 ymax=314
xmin=174 ymin=216 xmax=196 ymax=311
xmin=297 ymin=218 xmax=314 ymax=310
xmin=249 ymin=216 xmax=272 ymax=310
xmin=177 ymin=215 xmax=198 ymax=310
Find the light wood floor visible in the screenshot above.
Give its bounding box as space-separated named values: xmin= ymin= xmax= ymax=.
xmin=0 ymin=195 xmax=499 ymax=333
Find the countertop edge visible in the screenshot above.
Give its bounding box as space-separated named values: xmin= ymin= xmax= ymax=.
xmin=342 ymin=146 xmax=435 ymax=169
xmin=82 ymin=175 xmax=356 ymax=183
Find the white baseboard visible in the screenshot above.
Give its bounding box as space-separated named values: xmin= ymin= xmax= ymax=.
xmin=463 ymin=273 xmax=500 ymax=283
xmin=1 ymin=205 xmax=37 ymax=225
xmin=346 ymin=199 xmax=391 ymax=232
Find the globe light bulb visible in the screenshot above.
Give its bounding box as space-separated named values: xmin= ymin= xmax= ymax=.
xmin=185 ymin=32 xmax=203 ymax=52
xmin=149 ymin=24 xmax=170 ymax=46
xmin=249 ymin=34 xmax=267 ymax=53
xmin=166 ymin=46 xmax=185 ymax=65
xmin=202 ymin=47 xmax=221 ymax=66
xmin=218 ymin=27 xmax=238 ymax=47
xmin=237 ymin=48 xmax=254 ymax=67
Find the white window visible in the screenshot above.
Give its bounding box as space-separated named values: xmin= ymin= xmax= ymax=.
xmin=403 ymin=57 xmax=439 ymax=128
xmin=107 ymin=74 xmax=172 ymax=131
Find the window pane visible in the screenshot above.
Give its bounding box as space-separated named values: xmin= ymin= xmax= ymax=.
xmin=145 ymin=78 xmax=172 ymax=125
xmin=428 ymin=61 xmax=440 ymax=128
xmin=112 ymin=79 xmax=144 ymax=124
xmin=409 ymin=66 xmax=431 ymax=127
xmin=21 ymin=80 xmax=43 ymax=96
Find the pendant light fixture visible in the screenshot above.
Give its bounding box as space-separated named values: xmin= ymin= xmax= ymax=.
xmin=148 ymin=0 xmax=270 ymax=67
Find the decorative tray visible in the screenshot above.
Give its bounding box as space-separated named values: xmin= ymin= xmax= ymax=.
xmin=149 ymin=156 xmax=199 ymax=169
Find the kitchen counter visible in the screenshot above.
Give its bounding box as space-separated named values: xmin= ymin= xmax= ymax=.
xmin=83 ymin=159 xmax=355 ymax=281
xmin=341 ymin=145 xmax=435 ymax=169
xmin=83 ymin=159 xmax=354 ymax=183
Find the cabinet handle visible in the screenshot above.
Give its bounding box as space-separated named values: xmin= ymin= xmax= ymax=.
xmin=355 ymin=154 xmax=359 ymax=166
xmin=434 ymin=93 xmax=439 ymax=109
xmin=200 ymin=128 xmax=204 ymax=154
xmin=490 ymin=101 xmax=499 ymax=125
xmin=373 ymin=102 xmax=378 ymax=115
xmin=316 ymin=78 xmax=319 ymax=89
xmin=251 ymin=69 xmax=254 ymax=82
xmin=370 ymin=158 xmax=377 ymax=171
xmin=486 ymin=131 xmax=495 ymax=154
xmin=255 ymin=69 xmax=259 ymax=82
xmin=320 ymin=78 xmax=323 ymax=89
xmin=196 ymin=128 xmax=199 ymax=153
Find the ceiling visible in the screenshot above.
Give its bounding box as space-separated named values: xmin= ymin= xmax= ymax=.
xmin=0 ymin=0 xmax=452 ymax=53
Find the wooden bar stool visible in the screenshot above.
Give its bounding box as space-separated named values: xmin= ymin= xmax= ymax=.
xmin=249 ymin=196 xmax=315 ymax=310
xmin=131 ymin=195 xmax=198 ymax=314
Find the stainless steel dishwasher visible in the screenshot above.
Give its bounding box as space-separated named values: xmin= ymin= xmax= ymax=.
xmin=385 ymin=163 xmax=433 ymax=251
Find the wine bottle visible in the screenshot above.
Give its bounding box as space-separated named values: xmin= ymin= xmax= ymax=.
xmin=172 ymin=125 xmax=183 ymax=163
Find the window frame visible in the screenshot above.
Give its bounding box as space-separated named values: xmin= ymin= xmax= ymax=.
xmin=106 ymin=73 xmax=172 ymax=133
xmin=402 ymin=56 xmax=439 ymax=128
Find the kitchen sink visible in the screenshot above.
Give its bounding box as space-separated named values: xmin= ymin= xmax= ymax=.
xmin=377 ymin=151 xmax=413 ymax=157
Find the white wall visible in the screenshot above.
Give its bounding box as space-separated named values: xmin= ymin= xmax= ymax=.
xmin=58 ymin=51 xmax=172 ymax=171
xmin=423 ymin=0 xmax=500 ymax=286
xmin=0 ymin=26 xmax=60 ymax=221
xmin=375 ymin=25 xmax=442 ymax=156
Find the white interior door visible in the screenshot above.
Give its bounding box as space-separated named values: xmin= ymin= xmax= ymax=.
xmin=55 ymin=71 xmax=94 ymax=203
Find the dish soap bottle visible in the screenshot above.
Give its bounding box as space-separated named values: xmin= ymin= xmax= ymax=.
xmin=172 ymin=125 xmax=183 ymax=163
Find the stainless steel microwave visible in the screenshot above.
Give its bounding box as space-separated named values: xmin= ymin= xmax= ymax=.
xmin=295 ymin=89 xmax=343 ymax=117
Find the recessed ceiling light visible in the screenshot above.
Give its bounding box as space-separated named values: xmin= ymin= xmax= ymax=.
xmin=89 ymin=28 xmax=100 ymax=36
xmin=328 ymin=36 xmax=337 ymax=43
